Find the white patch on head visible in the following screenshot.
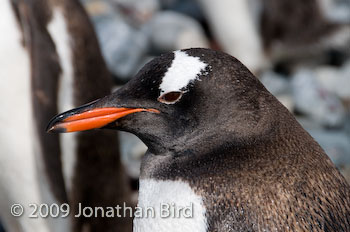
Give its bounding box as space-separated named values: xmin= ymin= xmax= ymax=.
xmin=134 ymin=179 xmax=207 ymax=232
xmin=159 ymin=50 xmax=208 ymax=98
xmin=47 ymin=7 xmax=77 ymax=196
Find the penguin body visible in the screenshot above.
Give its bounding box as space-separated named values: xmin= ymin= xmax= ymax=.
xmin=0 ymin=0 xmax=131 ymax=231
xmin=0 ymin=1 xmax=55 ymax=231
xmin=48 ymin=48 xmax=350 ymax=231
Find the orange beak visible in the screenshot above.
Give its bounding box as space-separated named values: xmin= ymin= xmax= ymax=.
xmin=46 ymin=107 xmax=159 ymax=133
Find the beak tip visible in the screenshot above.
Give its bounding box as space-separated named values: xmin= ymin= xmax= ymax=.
xmin=46 ymin=126 xmax=65 ymax=133
xmin=46 ymin=121 xmax=67 ymax=133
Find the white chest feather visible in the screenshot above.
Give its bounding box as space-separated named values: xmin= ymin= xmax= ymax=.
xmin=134 ymin=179 xmax=207 ymax=232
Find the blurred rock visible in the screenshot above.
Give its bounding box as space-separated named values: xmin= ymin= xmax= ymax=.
xmin=84 ymin=0 xmax=151 ymax=82
xmin=160 ymin=0 xmax=205 ymax=22
xmin=83 ymin=0 xmax=209 ymax=82
xmin=319 ymin=0 xmax=350 ymax=23
xmin=292 ymin=68 xmax=346 ymax=127
xmin=118 ymin=131 xmax=147 ymax=178
xmin=260 ymin=71 xmax=290 ymax=95
xmin=111 ymin=0 xmax=160 ymax=25
xmin=316 ymin=60 xmax=350 ymax=100
xmin=149 ymin=11 xmax=209 ymax=52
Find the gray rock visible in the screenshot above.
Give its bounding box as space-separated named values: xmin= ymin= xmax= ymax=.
xmin=292 ymin=68 xmax=346 ymax=127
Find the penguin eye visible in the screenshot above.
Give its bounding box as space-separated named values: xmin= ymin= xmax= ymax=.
xmin=158 ymin=91 xmax=183 ymax=104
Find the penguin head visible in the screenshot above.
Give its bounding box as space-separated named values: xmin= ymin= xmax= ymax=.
xmin=47 ymin=48 xmax=271 ymax=155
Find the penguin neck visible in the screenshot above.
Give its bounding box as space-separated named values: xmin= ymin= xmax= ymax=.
xmin=140 ymin=105 xmax=311 ymax=180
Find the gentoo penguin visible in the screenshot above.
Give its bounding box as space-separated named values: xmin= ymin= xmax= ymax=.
xmin=48 ymin=48 xmax=350 ymax=231
xmin=0 ymin=0 xmax=131 ymax=231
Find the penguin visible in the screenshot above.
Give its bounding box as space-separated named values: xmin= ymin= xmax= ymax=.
xmin=48 ymin=48 xmax=350 ymax=231
xmin=0 ymin=0 xmax=132 ymax=231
